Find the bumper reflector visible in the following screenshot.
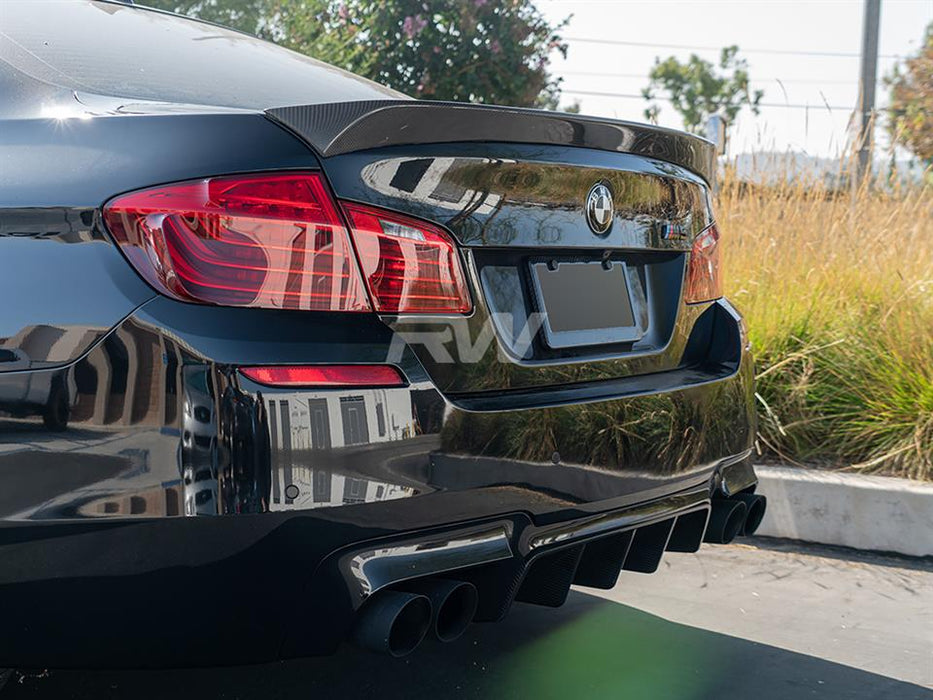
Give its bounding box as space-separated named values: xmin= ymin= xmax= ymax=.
xmin=239 ymin=365 xmax=405 ymax=388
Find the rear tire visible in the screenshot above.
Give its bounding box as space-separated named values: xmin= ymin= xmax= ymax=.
xmin=42 ymin=382 xmax=69 ymax=431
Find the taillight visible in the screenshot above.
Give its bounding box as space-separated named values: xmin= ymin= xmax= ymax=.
xmin=684 ymin=224 xmax=722 ymax=304
xmin=239 ymin=364 xmax=405 ymax=388
xmin=343 ymin=203 xmax=472 ymax=314
xmin=103 ymin=173 xmax=370 ymax=311
xmin=103 ymin=172 xmax=472 ymax=315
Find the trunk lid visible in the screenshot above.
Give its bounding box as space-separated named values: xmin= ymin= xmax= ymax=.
xmin=267 ymin=102 xmax=718 ymax=396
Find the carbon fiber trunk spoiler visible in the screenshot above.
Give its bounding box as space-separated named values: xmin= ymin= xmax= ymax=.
xmin=266 ymin=100 xmax=716 ymax=183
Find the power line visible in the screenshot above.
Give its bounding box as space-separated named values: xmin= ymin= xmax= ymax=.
xmin=559 ymin=70 xmax=883 ymax=85
xmin=560 ymin=89 xmax=856 ymax=111
xmin=563 ymin=36 xmax=902 ymax=60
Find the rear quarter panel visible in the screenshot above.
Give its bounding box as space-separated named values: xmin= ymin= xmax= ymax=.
xmin=0 ymin=112 xmax=323 ymax=369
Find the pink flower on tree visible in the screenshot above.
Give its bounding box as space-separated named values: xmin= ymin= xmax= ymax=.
xmin=402 ymin=14 xmax=428 ymax=39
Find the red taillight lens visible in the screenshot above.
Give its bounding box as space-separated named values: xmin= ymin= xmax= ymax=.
xmin=239 ymin=365 xmax=405 ymax=387
xmin=684 ymin=224 xmax=722 ymax=304
xmin=343 ymin=203 xmax=472 ymax=314
xmin=103 ymin=173 xmax=370 ymax=311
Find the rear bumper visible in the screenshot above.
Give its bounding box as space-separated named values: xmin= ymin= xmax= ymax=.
xmin=0 ymin=452 xmax=752 ymax=668
xmin=0 ymin=295 xmax=755 ymax=666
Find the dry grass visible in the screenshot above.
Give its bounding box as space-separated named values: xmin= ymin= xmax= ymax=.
xmin=718 ymin=163 xmax=933 ymax=480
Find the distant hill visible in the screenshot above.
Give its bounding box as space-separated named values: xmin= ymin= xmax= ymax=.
xmin=727 ymin=151 xmax=927 ymax=187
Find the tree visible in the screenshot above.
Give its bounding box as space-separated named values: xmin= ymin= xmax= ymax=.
xmin=145 ymin=0 xmax=274 ymax=36
xmin=145 ymin=0 xmax=568 ymax=108
xmin=641 ymin=46 xmax=762 ymax=134
xmin=887 ymin=23 xmax=933 ymax=166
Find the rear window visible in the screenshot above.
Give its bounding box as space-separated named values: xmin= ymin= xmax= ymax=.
xmin=0 ymin=0 xmax=405 ymax=110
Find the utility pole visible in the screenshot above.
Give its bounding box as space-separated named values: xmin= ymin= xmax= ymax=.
xmin=855 ymin=0 xmax=881 ymax=187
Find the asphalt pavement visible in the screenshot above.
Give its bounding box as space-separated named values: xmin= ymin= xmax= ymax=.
xmin=4 ymin=539 xmax=931 ymax=700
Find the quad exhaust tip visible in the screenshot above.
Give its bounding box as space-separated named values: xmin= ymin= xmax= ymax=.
xmin=702 ymin=493 xmax=768 ymax=544
xmin=733 ymin=493 xmax=767 ymax=536
xmin=353 ymin=494 xmax=768 ymax=657
xmin=352 ymin=590 xmax=432 ymax=658
xmin=402 ymin=579 xmax=479 ymax=643
xmin=704 ymin=499 xmax=747 ymax=545
xmin=353 ymin=579 xmax=479 ymax=656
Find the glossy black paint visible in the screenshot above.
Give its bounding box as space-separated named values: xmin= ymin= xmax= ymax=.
xmin=0 ymin=113 xmax=322 ymax=208
xmin=0 ymin=212 xmax=152 ymax=371
xmin=0 ymin=292 xmax=753 ymax=517
xmin=268 ymin=100 xmax=716 ymax=182
xmin=0 ymin=291 xmax=754 ymax=664
xmin=0 ymin=113 xmax=321 ymax=370
xmin=0 ymin=0 xmax=402 ymax=117
xmin=321 ymin=144 xmax=712 ymax=249
xmin=0 ymin=0 xmax=758 ymax=668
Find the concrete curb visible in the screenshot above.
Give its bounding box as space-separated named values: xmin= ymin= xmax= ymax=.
xmin=753 ymin=465 xmax=933 ymax=558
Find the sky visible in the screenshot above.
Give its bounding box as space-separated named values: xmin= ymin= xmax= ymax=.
xmin=539 ymin=0 xmax=933 ymax=159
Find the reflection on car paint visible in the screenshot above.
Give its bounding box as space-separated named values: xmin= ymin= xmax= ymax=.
xmin=0 ymin=300 xmax=755 ymax=523
xmin=262 ymin=388 xmax=419 ymax=511
xmin=332 ymin=149 xmax=711 ymax=251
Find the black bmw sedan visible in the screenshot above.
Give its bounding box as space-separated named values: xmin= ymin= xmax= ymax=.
xmin=0 ymin=0 xmax=764 ymax=666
